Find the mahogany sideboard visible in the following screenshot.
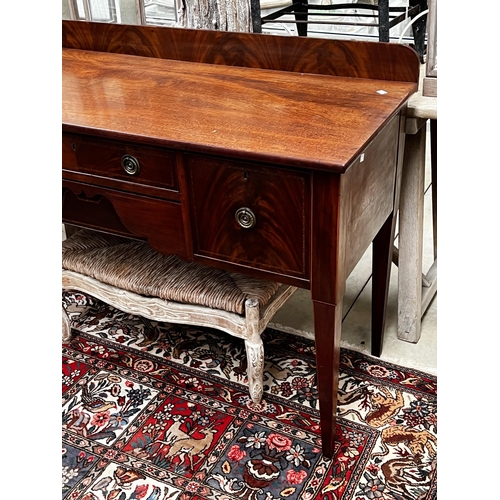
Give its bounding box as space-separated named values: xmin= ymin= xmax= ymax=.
xmin=62 ymin=20 xmax=419 ymax=458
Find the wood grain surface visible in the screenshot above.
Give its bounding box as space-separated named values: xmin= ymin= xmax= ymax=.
xmin=62 ymin=48 xmax=416 ymax=172
xmin=62 ymin=181 xmax=188 ymax=258
xmin=62 ymin=133 xmax=179 ymax=199
xmin=185 ymin=154 xmax=310 ymax=278
xmin=62 ymin=21 xmax=420 ymax=83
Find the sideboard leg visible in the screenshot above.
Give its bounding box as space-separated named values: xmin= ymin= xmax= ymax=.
xmin=371 ymin=213 xmax=395 ymax=357
xmin=430 ymin=118 xmax=437 ymax=261
xmin=312 ymin=299 xmax=343 ymax=459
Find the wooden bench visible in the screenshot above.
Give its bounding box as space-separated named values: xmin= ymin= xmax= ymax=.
xmin=395 ymin=65 xmax=437 ymax=343
xmin=62 ymin=229 xmax=297 ymax=406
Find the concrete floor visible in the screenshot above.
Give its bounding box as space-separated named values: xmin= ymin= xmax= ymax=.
xmin=270 ymin=251 xmax=437 ymax=375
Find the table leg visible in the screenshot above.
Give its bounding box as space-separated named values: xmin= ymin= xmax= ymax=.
xmin=371 ymin=213 xmax=395 ymax=357
xmin=312 ymin=298 xmax=343 ymax=459
xmin=397 ymin=122 xmax=426 ymax=342
xmin=430 ymin=119 xmax=437 ymax=260
xmin=294 ymin=1 xmax=308 ymax=36
xmin=310 ymin=169 xmax=345 ymax=459
xmin=378 ymin=0 xmax=390 ymax=42
xmin=409 ymin=0 xmax=428 ymax=63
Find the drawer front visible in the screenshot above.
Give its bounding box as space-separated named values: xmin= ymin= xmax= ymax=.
xmin=62 ymin=133 xmax=178 ymax=195
xmin=185 ymin=155 xmax=310 ymax=279
xmin=63 ymin=180 xmax=188 ymax=259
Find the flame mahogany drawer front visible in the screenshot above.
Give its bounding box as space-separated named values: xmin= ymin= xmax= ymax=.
xmin=185 ymin=154 xmax=311 ymax=279
xmin=62 ymin=133 xmax=179 ymax=198
xmin=62 ymin=180 xmax=188 ymax=259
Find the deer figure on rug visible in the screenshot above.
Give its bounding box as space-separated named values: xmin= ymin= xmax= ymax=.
xmin=164 ymin=423 xmax=218 ymax=469
xmin=148 ymin=418 xmax=187 ymax=459
xmin=373 ymin=425 xmax=437 ymax=462
xmin=380 ymin=456 xmax=436 ymax=498
xmin=339 ymin=384 xmax=405 ymax=428
xmin=150 ymin=418 xmax=218 ymax=470
xmin=161 ymin=419 xmax=187 ymax=446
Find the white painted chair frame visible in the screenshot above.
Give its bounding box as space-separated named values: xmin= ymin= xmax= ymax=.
xmin=62 ymin=269 xmax=297 ymax=405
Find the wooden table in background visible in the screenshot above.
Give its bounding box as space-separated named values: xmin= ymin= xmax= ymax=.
xmin=62 ymin=20 xmax=419 ymax=457
xmin=396 ymin=74 xmax=437 ymax=343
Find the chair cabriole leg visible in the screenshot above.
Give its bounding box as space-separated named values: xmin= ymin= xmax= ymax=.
xmin=245 ymin=298 xmax=265 ymax=405
xmin=62 ymin=306 xmax=72 ymax=342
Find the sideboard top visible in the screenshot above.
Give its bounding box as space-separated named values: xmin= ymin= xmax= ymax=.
xmin=62 ymin=22 xmax=418 ymax=172
xmin=63 ymin=47 xmax=416 ymax=171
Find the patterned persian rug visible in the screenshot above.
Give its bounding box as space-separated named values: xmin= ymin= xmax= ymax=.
xmin=62 ymin=291 xmax=437 ymax=500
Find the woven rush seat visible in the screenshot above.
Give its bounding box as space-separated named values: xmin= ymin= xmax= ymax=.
xmin=62 ymin=229 xmax=297 ymax=404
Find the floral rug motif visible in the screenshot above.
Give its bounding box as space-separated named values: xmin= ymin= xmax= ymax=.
xmin=62 ymin=291 xmax=437 ymax=500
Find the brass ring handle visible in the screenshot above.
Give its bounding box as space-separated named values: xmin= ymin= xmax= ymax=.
xmin=235 ymin=207 xmax=256 ymax=229
xmin=121 ymin=154 xmax=141 ymax=175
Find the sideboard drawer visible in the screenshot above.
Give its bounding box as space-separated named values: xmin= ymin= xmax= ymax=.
xmin=62 ymin=133 xmax=178 ymax=195
xmin=62 ymin=180 xmax=188 ymax=259
xmin=185 ymin=155 xmax=310 ymax=279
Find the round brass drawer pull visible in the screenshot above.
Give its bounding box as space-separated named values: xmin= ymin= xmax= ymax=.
xmin=121 ymin=154 xmax=141 ymax=175
xmin=235 ymin=207 xmax=256 ymax=229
